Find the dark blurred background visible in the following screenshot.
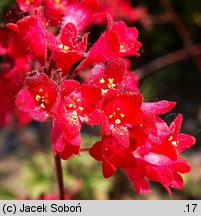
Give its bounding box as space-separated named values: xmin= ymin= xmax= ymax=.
xmin=0 ymin=0 xmax=201 ymax=199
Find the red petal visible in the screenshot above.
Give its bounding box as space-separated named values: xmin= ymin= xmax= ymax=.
xmin=170 ymin=114 xmax=183 ymax=135
xmin=171 ymin=172 xmax=184 ymax=189
xmin=102 ymin=160 xmax=117 ymax=178
xmin=15 ymin=89 xmax=35 ymax=112
xmin=54 ymin=51 xmax=84 ymax=74
xmin=73 ymin=84 xmax=102 ymax=114
xmin=91 ymin=64 xmax=105 ymax=81
xmin=146 ymin=166 xmax=173 ymax=189
xmin=112 ymin=126 xmax=129 ymax=148
xmin=125 ymin=158 xmax=147 ymax=180
xmin=105 ymin=58 xmax=126 ymax=83
xmin=89 ymin=141 xmax=103 ymax=161
xmin=82 ymin=109 xmax=102 ymax=125
xmin=125 ymin=159 xmax=150 ymax=194
xmin=17 ymin=14 xmax=46 ymax=65
xmin=176 ymin=134 xmax=195 ymax=152
xmin=142 ymin=100 xmax=176 ymax=115
xmin=119 ymin=152 xmax=136 ymax=169
xmin=132 ymin=179 xmax=150 ymax=195
xmin=173 ymin=157 xmax=191 ymax=173
xmin=30 ymin=107 xmax=49 ymax=122
xmin=121 ymin=71 xmax=139 ymax=92
xmin=60 ymin=142 xmax=80 ymax=160
xmin=61 ymin=80 xmax=80 ymax=97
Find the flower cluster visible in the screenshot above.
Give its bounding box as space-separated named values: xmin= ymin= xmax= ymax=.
xmin=0 ymin=0 xmax=195 ymax=194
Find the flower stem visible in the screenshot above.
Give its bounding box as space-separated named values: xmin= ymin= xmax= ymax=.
xmin=80 ymin=147 xmax=91 ymax=152
xmin=54 ymin=153 xmax=65 ymax=200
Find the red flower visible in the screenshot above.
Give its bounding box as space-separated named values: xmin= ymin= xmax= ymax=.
xmin=102 ymin=92 xmax=143 ymax=147
xmin=51 ymin=118 xmax=82 ymax=160
xmin=8 ymin=11 xmax=48 ymax=65
xmin=128 ymin=110 xmax=156 ymax=155
xmin=51 ymin=23 xmax=88 ymax=74
xmin=60 ymin=80 xmax=102 ymax=125
xmin=77 ymin=16 xmax=141 ymax=71
xmin=89 ymin=135 xmax=136 ymax=178
xmin=16 ymin=72 xmax=58 ymax=121
xmin=90 ymin=58 xmax=125 ymax=93
xmin=90 ymin=58 xmax=139 ymax=94
xmin=125 ymin=152 xmax=192 ymax=194
xmin=151 ymin=115 xmax=195 ymax=160
xmin=51 ymin=80 xmax=102 ymax=159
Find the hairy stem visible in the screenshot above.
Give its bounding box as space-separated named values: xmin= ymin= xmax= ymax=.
xmin=54 ymin=154 xmax=65 ymax=200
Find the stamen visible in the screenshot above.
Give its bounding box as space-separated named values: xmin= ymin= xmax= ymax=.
xmin=35 ymin=95 xmax=41 ymax=101
xmin=40 ymin=103 xmax=46 ymax=109
xmin=171 ymin=141 xmax=177 ymax=147
xmin=108 ymin=78 xmax=114 ymax=84
xmin=100 ymin=78 xmax=105 ymax=84
xmin=115 ymin=119 xmax=121 ymax=124
xmin=168 ymin=136 xmax=173 ymax=141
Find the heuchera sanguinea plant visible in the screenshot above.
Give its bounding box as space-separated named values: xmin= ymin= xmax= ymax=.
xmin=0 ymin=0 xmax=195 ymax=196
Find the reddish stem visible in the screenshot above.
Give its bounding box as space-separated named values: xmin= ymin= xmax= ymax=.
xmin=80 ymin=147 xmax=91 ymax=152
xmin=54 ymin=154 xmax=65 ymax=200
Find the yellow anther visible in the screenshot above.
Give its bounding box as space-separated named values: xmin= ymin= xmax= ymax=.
xmin=109 ymin=114 xmax=113 ymax=118
xmin=58 ymin=44 xmax=63 ymax=49
xmin=168 ymin=136 xmax=173 ymax=141
xmin=120 ymin=44 xmax=124 ymax=49
xmin=171 ymin=141 xmax=177 ymax=147
xmin=58 ymin=44 xmax=70 ymax=52
xmin=35 ymin=95 xmax=41 ymax=101
xmin=68 ymin=104 xmax=73 ymax=108
xmin=78 ymin=106 xmax=84 ymax=111
xmin=77 ymin=98 xmax=81 ymax=102
xmin=115 ymin=119 xmax=121 ymax=124
xmin=40 ymin=103 xmax=46 ymax=109
xmin=117 ymin=108 xmax=120 ymax=111
xmin=102 ymin=89 xmax=108 ymax=94
xmin=39 ymin=88 xmax=43 ymax=92
xmin=108 ymin=78 xmax=114 ymax=84
xmin=63 ymin=45 xmax=70 ymax=51
xmin=107 ymin=83 xmax=116 ymax=89
xmin=99 ymin=78 xmax=105 ymax=84
xmin=72 ymin=111 xmax=77 ymax=116
xmin=120 ymin=113 xmax=125 ymax=118
xmin=139 ymin=123 xmax=143 ymax=127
